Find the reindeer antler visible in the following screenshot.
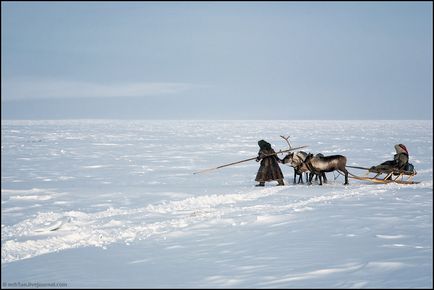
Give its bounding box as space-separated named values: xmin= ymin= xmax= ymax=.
xmin=280 ymin=135 xmax=292 ymax=149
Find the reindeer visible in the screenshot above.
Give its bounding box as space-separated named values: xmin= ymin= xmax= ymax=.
xmin=279 ymin=136 xmax=326 ymax=184
xmin=282 ymin=151 xmax=308 ymax=184
xmin=279 ymin=136 xmax=307 ymax=184
xmin=282 ymin=152 xmax=327 ymax=184
xmin=304 ymin=153 xmax=349 ymax=185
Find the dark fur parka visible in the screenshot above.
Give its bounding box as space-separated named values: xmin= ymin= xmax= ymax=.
xmin=255 ymin=144 xmax=284 ymax=182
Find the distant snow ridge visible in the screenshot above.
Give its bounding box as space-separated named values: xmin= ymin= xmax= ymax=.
xmin=0 ymin=185 xmax=397 ymax=263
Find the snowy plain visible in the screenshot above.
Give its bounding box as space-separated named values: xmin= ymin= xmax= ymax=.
xmin=1 ymin=120 xmax=432 ymax=288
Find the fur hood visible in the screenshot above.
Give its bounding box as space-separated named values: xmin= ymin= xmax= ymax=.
xmin=394 ymin=144 xmax=408 ymax=155
xmin=258 ymin=140 xmax=271 ymax=150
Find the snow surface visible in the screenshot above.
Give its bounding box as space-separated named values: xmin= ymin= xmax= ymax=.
xmin=1 ymin=120 xmax=432 ymax=288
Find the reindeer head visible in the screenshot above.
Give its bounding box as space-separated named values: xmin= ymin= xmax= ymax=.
xmin=281 ymin=152 xmax=294 ymax=164
xmin=305 ymin=153 xmax=314 ymax=162
xmin=282 ymin=152 xmax=305 ymax=168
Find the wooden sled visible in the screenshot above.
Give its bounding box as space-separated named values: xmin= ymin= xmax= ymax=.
xmin=347 ymin=166 xmax=419 ymax=185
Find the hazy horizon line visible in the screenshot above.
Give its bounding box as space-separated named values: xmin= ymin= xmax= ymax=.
xmin=2 ymin=118 xmax=432 ymax=121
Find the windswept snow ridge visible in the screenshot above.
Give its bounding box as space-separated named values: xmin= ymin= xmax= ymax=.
xmin=2 ymin=182 xmax=428 ymax=264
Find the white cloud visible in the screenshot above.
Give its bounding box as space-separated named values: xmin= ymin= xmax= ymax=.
xmin=1 ymin=79 xmax=197 ymax=100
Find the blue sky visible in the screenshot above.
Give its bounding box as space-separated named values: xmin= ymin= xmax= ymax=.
xmin=1 ymin=1 xmax=432 ymax=119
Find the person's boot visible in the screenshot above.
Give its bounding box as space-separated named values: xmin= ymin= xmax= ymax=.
xmin=277 ymin=179 xmax=284 ymax=186
xmin=255 ymin=182 xmax=265 ymax=187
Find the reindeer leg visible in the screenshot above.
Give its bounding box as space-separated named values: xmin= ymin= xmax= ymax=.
xmin=322 ymin=172 xmax=327 ymax=183
xmin=319 ymin=173 xmax=323 ymax=185
xmin=308 ymin=172 xmax=313 ymax=184
xmin=343 ymin=169 xmax=349 ymax=185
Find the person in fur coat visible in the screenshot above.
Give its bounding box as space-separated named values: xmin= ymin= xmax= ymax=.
xmin=370 ymin=144 xmax=410 ymax=172
xmin=255 ymin=140 xmax=285 ymax=186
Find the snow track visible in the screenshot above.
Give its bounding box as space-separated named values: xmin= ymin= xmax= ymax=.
xmin=2 ymin=184 xmax=399 ymax=264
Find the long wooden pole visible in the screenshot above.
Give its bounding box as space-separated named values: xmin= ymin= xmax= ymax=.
xmin=193 ymin=145 xmax=308 ymax=175
xmin=346 ymin=165 xmax=371 ymax=170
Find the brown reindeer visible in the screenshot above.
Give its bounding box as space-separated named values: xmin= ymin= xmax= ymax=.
xmin=304 ymin=153 xmax=348 ymax=185
xmin=282 ymin=152 xmax=327 ymax=184
xmin=282 ymin=152 xmax=307 ymax=183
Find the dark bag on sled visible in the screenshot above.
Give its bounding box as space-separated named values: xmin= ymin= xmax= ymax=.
xmin=404 ymin=163 xmax=414 ymax=172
